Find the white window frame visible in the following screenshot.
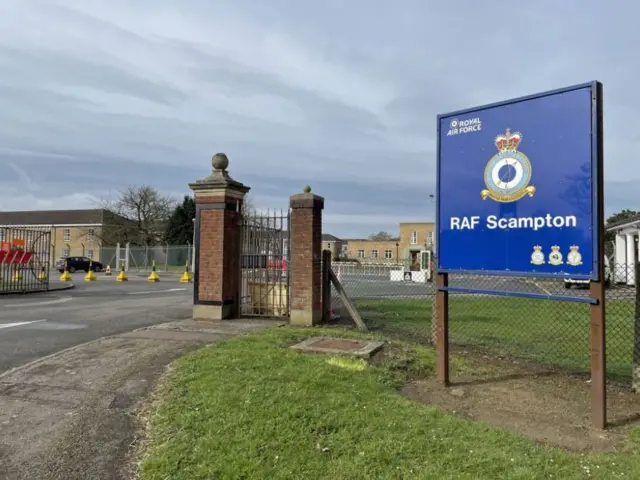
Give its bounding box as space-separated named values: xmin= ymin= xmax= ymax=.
xmin=357 ymin=249 xmax=365 ymax=258
xmin=87 ymin=248 xmax=94 ymax=260
xmin=371 ymin=249 xmax=379 ymax=258
xmin=0 ymin=230 xmax=5 ymax=242
xmin=63 ymin=228 xmax=71 ymax=241
xmin=62 ymin=247 xmax=70 ymax=257
xmin=410 ymin=231 xmax=418 ymax=245
xmin=426 ymin=231 xmax=433 ymax=245
xmin=384 ymin=249 xmax=393 ymax=259
xmin=87 ymin=228 xmax=95 ymax=241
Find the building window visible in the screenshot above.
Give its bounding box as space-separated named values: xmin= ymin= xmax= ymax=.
xmin=0 ymin=230 xmax=5 ymax=242
xmin=384 ymin=249 xmax=393 ymax=259
xmin=62 ymin=247 xmax=70 ymax=257
xmin=371 ymin=249 xmax=379 ymax=258
xmin=410 ymin=231 xmax=417 ymax=245
xmin=426 ymin=231 xmax=433 ymax=245
xmin=87 ymin=228 xmax=95 ymax=241
xmin=357 ymin=249 xmax=365 ymax=258
xmin=63 ymin=229 xmax=71 ymax=241
xmin=87 ymin=248 xmax=94 ymax=259
xmin=326 ymin=243 xmax=332 ymax=249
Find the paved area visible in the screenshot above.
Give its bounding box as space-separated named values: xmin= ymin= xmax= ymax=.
xmin=0 ymin=317 xmax=284 ymax=480
xmin=0 ymin=272 xmax=193 ymax=373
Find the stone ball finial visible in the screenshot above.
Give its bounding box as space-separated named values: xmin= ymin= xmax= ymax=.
xmin=303 ymin=185 xmax=311 ymax=193
xmin=212 ymin=153 xmax=229 ymax=171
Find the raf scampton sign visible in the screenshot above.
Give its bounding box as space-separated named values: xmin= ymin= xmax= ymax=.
xmin=436 ymin=82 xmax=602 ymax=278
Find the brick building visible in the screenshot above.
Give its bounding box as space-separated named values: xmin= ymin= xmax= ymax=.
xmin=344 ymin=222 xmax=435 ymax=268
xmin=0 ymin=209 xmax=135 ymax=262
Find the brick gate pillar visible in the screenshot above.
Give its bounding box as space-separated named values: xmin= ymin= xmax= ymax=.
xmin=289 ymin=185 xmax=324 ymax=326
xmin=189 ymin=153 xmax=250 ymax=321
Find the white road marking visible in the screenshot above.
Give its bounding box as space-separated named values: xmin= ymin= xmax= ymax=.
xmin=0 ymin=319 xmax=47 ymax=330
xmin=126 ymin=288 xmax=187 ymax=295
xmin=5 ymin=296 xmax=73 ymax=308
xmin=529 ymin=280 xmax=552 ymax=295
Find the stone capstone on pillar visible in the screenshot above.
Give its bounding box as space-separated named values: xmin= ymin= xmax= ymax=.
xmin=188 ymin=153 xmax=250 ymax=321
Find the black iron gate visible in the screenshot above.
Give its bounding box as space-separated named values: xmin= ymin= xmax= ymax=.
xmin=239 ymin=209 xmax=290 ymax=317
xmin=0 ymin=227 xmax=51 ymax=294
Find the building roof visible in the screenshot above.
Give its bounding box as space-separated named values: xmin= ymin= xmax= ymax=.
xmin=606 ymin=214 xmax=640 ymax=232
xmin=0 ymin=208 xmax=114 ymax=226
xmin=322 ymin=233 xmax=343 ymax=242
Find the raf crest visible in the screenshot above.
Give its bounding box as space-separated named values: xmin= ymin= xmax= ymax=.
xmin=548 ymin=245 xmax=564 ymax=266
xmin=530 ymin=245 xmax=545 ymax=265
xmin=567 ymin=245 xmax=583 ymax=267
xmin=481 ymin=129 xmax=536 ymax=203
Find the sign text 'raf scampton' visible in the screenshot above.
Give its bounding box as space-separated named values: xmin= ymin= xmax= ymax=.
xmin=450 ymin=214 xmax=578 ymax=231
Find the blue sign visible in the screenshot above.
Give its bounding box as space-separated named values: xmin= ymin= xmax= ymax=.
xmin=436 ymin=82 xmax=602 ymax=278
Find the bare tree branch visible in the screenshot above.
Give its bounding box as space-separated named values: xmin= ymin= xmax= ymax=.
xmin=99 ymin=185 xmax=177 ymax=246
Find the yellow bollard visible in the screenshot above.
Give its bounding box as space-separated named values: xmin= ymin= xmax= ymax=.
xmin=12 ymin=266 xmax=22 ymax=282
xmin=38 ymin=266 xmax=48 ymax=281
xmin=85 ymin=261 xmax=97 ymax=281
xmin=116 ymin=262 xmax=128 ymax=282
xmin=60 ymin=261 xmax=72 ymax=282
xmin=179 ymin=261 xmax=193 ymax=283
xmin=147 ymin=260 xmax=160 ymax=282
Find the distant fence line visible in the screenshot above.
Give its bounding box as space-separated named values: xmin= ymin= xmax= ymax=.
xmin=100 ymin=244 xmax=194 ymax=272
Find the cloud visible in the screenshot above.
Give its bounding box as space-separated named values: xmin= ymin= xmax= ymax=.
xmin=0 ymin=0 xmax=638 ymax=237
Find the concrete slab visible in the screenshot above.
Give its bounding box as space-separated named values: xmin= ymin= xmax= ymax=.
xmin=290 ymin=336 xmax=384 ymax=358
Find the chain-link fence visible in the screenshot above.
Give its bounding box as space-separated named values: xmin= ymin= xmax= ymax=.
xmin=330 ymin=258 xmax=640 ymax=388
xmin=100 ymin=244 xmax=194 ymax=272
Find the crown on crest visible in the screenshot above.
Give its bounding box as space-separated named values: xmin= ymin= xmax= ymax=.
xmin=533 ymin=245 xmax=542 ymax=251
xmin=570 ymin=245 xmax=579 ymax=251
xmin=551 ymin=245 xmax=560 ymax=252
xmin=494 ymin=128 xmax=522 ymax=151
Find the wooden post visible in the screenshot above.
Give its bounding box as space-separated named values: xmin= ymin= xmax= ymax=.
xmin=632 ymin=262 xmax=640 ymax=393
xmin=435 ymin=272 xmax=450 ymax=386
xmin=590 ymin=80 xmax=606 ymax=429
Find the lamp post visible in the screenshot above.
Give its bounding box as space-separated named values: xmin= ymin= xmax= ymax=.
xmin=395 ymin=242 xmax=399 ymax=265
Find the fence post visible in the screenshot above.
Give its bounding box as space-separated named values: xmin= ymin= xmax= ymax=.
xmin=633 ymin=262 xmax=640 ymax=393
xmin=289 ymin=185 xmax=324 ymax=327
xmin=322 ymin=250 xmax=331 ymax=323
xmin=125 ymin=243 xmax=130 ymax=272
xmin=189 ymin=153 xmax=250 ymax=321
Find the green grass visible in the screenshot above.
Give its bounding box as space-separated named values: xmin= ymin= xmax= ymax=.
xmin=138 ymin=328 xmax=640 ymax=479
xmin=356 ymin=297 xmax=637 ymax=381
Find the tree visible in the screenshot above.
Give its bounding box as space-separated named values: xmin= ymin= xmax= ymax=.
xmin=164 ymin=195 xmax=196 ymax=245
xmin=102 ymin=185 xmax=176 ymax=246
xmin=368 ymin=231 xmax=396 ymax=241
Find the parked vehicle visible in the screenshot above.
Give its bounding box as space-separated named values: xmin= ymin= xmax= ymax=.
xmin=56 ymin=256 xmax=104 ymax=273
xmin=564 ymin=255 xmax=611 ymax=289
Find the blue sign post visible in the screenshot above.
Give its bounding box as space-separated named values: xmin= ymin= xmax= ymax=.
xmin=434 ymin=82 xmax=606 ymax=428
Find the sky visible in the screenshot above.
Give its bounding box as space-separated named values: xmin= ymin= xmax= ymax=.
xmin=0 ymin=0 xmax=638 ymax=238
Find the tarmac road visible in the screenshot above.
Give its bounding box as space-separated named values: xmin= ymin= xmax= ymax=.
xmin=0 ymin=273 xmax=193 ymax=373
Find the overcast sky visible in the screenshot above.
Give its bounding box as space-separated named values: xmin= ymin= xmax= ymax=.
xmin=0 ymin=1 xmax=636 ymax=238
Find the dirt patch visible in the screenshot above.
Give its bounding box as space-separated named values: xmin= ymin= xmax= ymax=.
xmin=401 ymin=351 xmax=640 ymax=453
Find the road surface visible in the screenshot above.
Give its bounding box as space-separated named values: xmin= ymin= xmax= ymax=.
xmin=0 ymin=273 xmax=192 ymax=373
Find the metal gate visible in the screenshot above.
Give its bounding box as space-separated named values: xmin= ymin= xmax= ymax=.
xmin=240 ymin=210 xmax=290 ymax=317
xmin=0 ymin=227 xmax=51 ymax=294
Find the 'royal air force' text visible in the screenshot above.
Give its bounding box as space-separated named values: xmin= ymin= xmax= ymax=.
xmin=450 ymin=214 xmax=577 ymax=231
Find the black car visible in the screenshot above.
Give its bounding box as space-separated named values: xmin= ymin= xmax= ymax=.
xmin=56 ymin=256 xmax=104 ymax=273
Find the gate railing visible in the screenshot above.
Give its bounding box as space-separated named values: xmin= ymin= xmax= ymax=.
xmin=239 ymin=209 xmax=290 ymax=317
xmin=0 ymin=227 xmax=51 ymax=294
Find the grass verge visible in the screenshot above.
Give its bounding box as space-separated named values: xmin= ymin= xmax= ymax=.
xmin=356 ymin=297 xmax=636 ymax=381
xmin=138 ymin=327 xmax=640 ymax=479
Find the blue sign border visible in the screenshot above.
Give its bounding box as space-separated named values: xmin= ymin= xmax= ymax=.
xmin=435 ymin=81 xmax=603 ymax=280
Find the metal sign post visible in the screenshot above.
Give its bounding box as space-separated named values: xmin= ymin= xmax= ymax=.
xmin=435 ymin=81 xmax=606 ymax=429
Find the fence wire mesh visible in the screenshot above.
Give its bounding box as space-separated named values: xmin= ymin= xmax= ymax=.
xmin=100 ymin=245 xmax=193 ymax=272
xmin=330 ymin=259 xmax=640 ymax=389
